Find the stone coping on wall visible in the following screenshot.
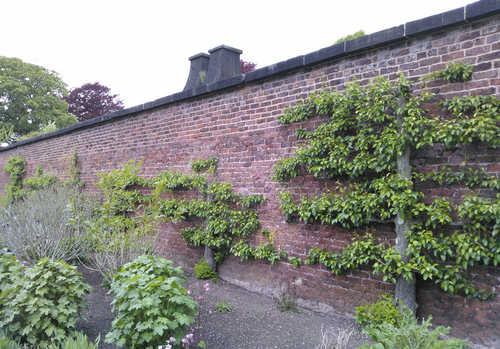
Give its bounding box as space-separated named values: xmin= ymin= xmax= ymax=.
xmin=3 ymin=0 xmax=500 ymax=151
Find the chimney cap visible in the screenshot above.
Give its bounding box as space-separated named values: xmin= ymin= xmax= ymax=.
xmin=189 ymin=53 xmax=210 ymax=61
xmin=208 ymin=44 xmax=243 ymax=54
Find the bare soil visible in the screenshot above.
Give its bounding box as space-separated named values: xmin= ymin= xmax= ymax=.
xmin=76 ymin=265 xmax=370 ymax=349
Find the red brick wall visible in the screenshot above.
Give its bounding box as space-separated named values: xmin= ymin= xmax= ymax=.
xmin=1 ymin=11 xmax=500 ymax=348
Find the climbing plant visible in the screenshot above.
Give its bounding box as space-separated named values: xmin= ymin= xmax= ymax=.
xmin=273 ymin=62 xmax=499 ymax=312
xmin=2 ymin=154 xmax=27 ymax=204
xmin=91 ymin=158 xmax=285 ymax=275
xmin=152 ymin=158 xmax=285 ymax=270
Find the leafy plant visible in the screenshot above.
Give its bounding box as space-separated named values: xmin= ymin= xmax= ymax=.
xmin=423 ymin=61 xmax=474 ymax=84
xmin=22 ymin=165 xmax=59 ymax=190
xmin=333 ymin=29 xmax=366 ymax=45
xmin=194 ymin=259 xmax=218 ymax=282
xmin=215 ymin=299 xmax=232 ymax=313
xmin=65 ymin=150 xmax=85 ymax=188
xmin=17 ymin=120 xmax=58 ymax=142
xmin=2 ymin=154 xmax=27 ymax=205
xmin=274 ymin=282 xmax=298 ymax=312
xmin=0 ymin=255 xmax=25 ymax=311
xmin=359 ymin=308 xmax=470 ymax=349
xmin=231 ymin=238 xmax=287 ymax=265
xmin=0 ymin=258 xmax=92 ymax=347
xmin=355 ymin=293 xmax=403 ymax=330
xmin=105 ymin=255 xmax=197 ymax=349
xmin=84 ymin=160 xmax=160 ymax=284
xmin=0 ymin=186 xmax=97 ymax=265
xmin=199 ymin=70 xmax=206 ymax=84
xmin=190 ymin=157 xmax=218 ymax=173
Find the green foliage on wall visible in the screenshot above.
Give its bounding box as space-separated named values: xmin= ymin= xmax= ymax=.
xmin=273 ymin=62 xmax=500 ymax=301
xmin=93 ymin=159 xmax=284 ymax=267
xmin=2 ymin=155 xmax=27 ymax=204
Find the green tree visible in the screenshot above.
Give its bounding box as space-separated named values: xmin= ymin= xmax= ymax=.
xmin=333 ymin=29 xmax=366 ymax=45
xmin=0 ymin=56 xmax=77 ymax=136
xmin=273 ymin=63 xmax=498 ymax=313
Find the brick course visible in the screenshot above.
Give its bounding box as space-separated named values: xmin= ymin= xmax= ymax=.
xmin=1 ymin=6 xmax=500 ymax=348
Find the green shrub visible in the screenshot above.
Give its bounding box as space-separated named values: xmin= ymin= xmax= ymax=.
xmin=0 ymin=255 xmax=25 ymax=311
xmin=85 ymin=159 xmax=159 ymax=285
xmin=355 ymin=293 xmax=403 ymax=329
xmin=0 ymin=258 xmax=92 ymax=347
xmin=0 ymin=330 xmax=99 ymax=349
xmin=17 ymin=121 xmax=58 ymax=142
xmin=194 ymin=259 xmax=218 ymax=282
xmin=105 ymin=255 xmax=197 ymax=349
xmin=359 ymin=308 xmax=470 ymax=349
xmin=0 ymin=186 xmax=98 ymax=265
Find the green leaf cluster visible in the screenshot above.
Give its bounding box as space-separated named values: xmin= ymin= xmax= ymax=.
xmin=105 ymin=255 xmax=197 ymax=349
xmin=190 ymin=156 xmax=218 ymax=173
xmin=2 ymin=151 xmax=85 ymax=206
xmin=65 ymin=150 xmax=85 ymax=188
xmin=194 ymin=259 xmax=218 ymax=282
xmin=333 ymin=30 xmax=366 ymax=45
xmin=359 ymin=307 xmax=470 ymax=349
xmin=355 ymin=293 xmax=403 ymax=329
xmin=2 ymin=155 xmax=27 ymax=204
xmin=0 ymin=257 xmax=92 ymax=347
xmin=0 ymin=56 xmax=77 ymax=136
xmin=231 ymin=239 xmax=287 ymax=265
xmin=0 ymin=331 xmax=99 ymax=349
xmin=23 ymin=165 xmax=59 ymax=190
xmin=423 ymin=61 xmax=474 ymax=84
xmin=152 ymin=169 xmax=269 ymax=265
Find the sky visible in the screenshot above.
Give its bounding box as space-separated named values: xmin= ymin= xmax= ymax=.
xmin=1 ymin=0 xmax=477 ymax=108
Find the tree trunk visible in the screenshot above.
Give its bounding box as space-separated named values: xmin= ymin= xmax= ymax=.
xmin=394 ymin=92 xmax=418 ymax=315
xmin=203 ymin=245 xmax=217 ymax=272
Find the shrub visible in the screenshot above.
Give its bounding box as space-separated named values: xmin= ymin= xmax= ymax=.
xmin=194 ymin=259 xmax=218 ymax=282
xmin=0 ymin=186 xmax=98 ymax=265
xmin=359 ymin=307 xmax=470 ymax=349
xmin=85 ymin=205 xmax=160 ymax=285
xmin=0 ymin=255 xmax=25 ymax=311
xmin=0 ymin=330 xmax=99 ymax=349
xmin=0 ymin=258 xmax=92 ymax=347
xmin=355 ymin=293 xmax=403 ymax=330
xmin=84 ymin=159 xmax=160 ymax=285
xmin=105 ymin=255 xmax=197 ymax=349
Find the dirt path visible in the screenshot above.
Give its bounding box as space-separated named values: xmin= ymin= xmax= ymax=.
xmin=76 ymin=265 xmax=369 ymax=349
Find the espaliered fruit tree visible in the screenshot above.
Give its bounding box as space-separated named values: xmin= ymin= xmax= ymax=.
xmin=273 ymin=63 xmax=500 ymax=313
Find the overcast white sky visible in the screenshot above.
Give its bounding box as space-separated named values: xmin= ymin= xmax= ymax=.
xmin=1 ymin=0 xmax=477 ymax=108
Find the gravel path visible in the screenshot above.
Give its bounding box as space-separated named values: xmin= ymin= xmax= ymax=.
xmin=76 ymin=265 xmax=369 ymax=349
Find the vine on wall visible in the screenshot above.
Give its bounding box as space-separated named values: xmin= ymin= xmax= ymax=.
xmin=273 ymin=63 xmax=499 ymax=303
